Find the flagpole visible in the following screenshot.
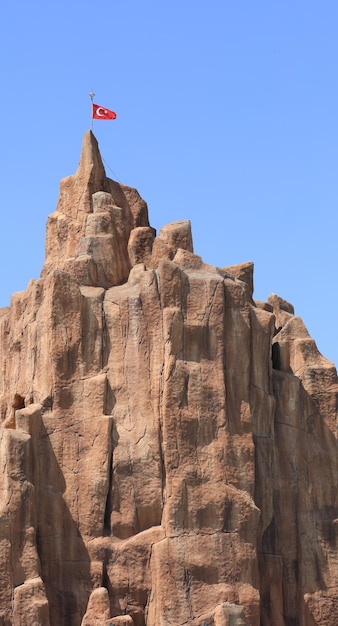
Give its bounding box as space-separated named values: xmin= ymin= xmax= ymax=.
xmin=89 ymin=91 xmax=95 ymax=131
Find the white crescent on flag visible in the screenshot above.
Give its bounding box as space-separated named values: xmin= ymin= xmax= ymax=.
xmin=96 ymin=107 xmax=106 ymax=117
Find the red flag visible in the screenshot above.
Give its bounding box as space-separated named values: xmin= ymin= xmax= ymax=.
xmin=92 ymin=103 xmax=117 ymax=120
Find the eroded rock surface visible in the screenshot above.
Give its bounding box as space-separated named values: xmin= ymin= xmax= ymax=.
xmin=0 ymin=131 xmax=337 ymax=625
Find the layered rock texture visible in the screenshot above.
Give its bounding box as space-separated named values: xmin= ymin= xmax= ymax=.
xmin=0 ymin=131 xmax=338 ymax=626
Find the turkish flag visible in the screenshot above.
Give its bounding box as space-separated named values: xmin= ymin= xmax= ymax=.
xmin=92 ymin=103 xmax=117 ymax=120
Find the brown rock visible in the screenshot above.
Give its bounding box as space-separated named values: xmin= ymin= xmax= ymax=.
xmin=1 ymin=131 xmax=338 ymax=626
xmin=224 ymin=260 xmax=254 ymax=300
xmin=13 ymin=577 xmax=50 ymax=626
xmin=81 ymin=587 xmax=110 ymax=625
xmin=150 ymin=219 xmax=193 ymax=267
xmin=268 ymin=291 xmax=295 ymax=328
xmin=105 ymin=617 xmax=134 ymax=626
xmin=127 ymin=226 xmax=156 ymax=268
xmin=42 ymin=131 xmax=150 ymax=288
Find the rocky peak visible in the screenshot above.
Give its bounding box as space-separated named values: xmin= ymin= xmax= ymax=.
xmin=41 ymin=130 xmax=152 ymax=286
xmin=0 ymin=132 xmax=338 ymax=626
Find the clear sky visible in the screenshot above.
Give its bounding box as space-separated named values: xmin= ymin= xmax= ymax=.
xmin=1 ymin=1 xmax=338 ymax=366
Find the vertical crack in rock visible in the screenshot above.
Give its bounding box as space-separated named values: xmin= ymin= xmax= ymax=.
xmin=103 ymin=439 xmax=114 ymax=537
xmin=183 ymin=567 xmax=193 ymax=621
xmin=101 ymin=299 xmax=109 ymax=370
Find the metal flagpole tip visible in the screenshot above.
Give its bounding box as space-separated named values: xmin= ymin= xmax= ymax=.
xmin=89 ymin=92 xmax=95 ymax=131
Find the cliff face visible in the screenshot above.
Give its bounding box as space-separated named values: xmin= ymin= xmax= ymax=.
xmin=0 ymin=131 xmax=338 ymax=626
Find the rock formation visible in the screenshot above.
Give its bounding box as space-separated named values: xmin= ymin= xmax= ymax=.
xmin=0 ymin=131 xmax=338 ymax=626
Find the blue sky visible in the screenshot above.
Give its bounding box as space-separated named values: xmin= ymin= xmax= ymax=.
xmin=1 ymin=1 xmax=338 ymax=366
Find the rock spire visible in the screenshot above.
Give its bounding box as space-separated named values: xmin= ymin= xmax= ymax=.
xmin=0 ymin=132 xmax=338 ymax=625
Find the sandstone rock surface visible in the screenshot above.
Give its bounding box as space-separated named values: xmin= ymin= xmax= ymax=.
xmin=0 ymin=131 xmax=338 ymax=625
